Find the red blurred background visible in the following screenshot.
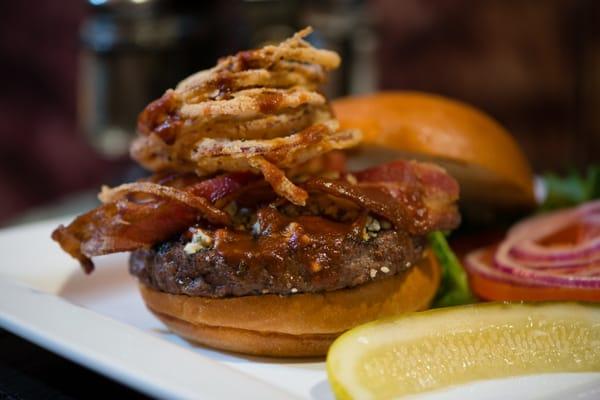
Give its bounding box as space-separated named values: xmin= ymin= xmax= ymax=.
xmin=0 ymin=0 xmax=598 ymax=225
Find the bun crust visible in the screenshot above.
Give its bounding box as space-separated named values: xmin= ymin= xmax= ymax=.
xmin=332 ymin=91 xmax=536 ymax=209
xmin=139 ymin=251 xmax=440 ymax=357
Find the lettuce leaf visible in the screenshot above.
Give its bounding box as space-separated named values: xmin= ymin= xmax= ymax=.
xmin=429 ymin=231 xmax=476 ymax=307
xmin=540 ymin=165 xmax=600 ymax=211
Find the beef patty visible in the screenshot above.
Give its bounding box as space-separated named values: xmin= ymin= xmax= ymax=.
xmin=130 ymin=223 xmax=426 ymax=298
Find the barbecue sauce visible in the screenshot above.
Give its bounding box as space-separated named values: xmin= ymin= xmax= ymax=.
xmin=213 ymin=207 xmax=364 ymax=281
xmin=136 ymin=90 xmax=182 ymax=145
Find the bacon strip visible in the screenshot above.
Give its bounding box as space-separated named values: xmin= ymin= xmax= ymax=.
xmin=53 ymin=160 xmax=460 ymax=272
xmin=52 ymin=199 xmax=198 ymax=273
xmin=98 ymin=183 xmax=230 ymax=225
xmin=305 ymin=160 xmax=460 ymax=234
xmin=355 ymin=160 xmax=461 ymax=232
xmin=354 ymin=160 xmax=460 ymax=200
xmin=52 ymin=173 xmax=251 ymax=272
xmin=187 ymin=172 xmax=257 ymax=203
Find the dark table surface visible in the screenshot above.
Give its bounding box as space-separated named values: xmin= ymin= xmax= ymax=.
xmin=0 ymin=328 xmax=149 ymax=399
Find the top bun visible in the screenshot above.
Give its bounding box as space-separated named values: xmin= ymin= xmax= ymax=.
xmin=332 ymin=91 xmax=536 ymax=213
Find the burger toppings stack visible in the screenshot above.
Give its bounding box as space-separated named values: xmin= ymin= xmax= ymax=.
xmin=52 ymin=28 xmax=461 ymax=356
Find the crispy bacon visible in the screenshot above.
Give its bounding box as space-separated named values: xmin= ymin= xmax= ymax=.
xmin=304 ymin=160 xmax=460 ymax=235
xmin=354 ymin=160 xmax=460 ymax=200
xmin=186 ymin=172 xmax=257 ymax=203
xmin=52 ymin=173 xmax=252 ymax=272
xmin=304 ymin=178 xmax=410 ymax=230
xmin=98 ymin=183 xmax=230 ymax=226
xmin=355 ymin=160 xmax=460 ymax=232
xmin=52 ymin=199 xmax=197 ymax=273
xmin=53 ymin=160 xmax=460 ymax=272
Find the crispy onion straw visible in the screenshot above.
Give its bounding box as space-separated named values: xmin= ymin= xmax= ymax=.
xmin=248 ymin=156 xmax=308 ymax=206
xmin=132 ymin=27 xmax=358 ymax=203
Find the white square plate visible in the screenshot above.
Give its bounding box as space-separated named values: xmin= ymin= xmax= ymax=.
xmin=0 ymin=218 xmax=598 ymax=399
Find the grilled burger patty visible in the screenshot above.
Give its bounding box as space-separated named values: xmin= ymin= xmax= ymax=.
xmin=130 ymin=227 xmax=426 ymax=298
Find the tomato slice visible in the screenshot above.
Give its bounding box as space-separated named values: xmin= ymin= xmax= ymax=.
xmin=466 ymin=247 xmax=600 ymax=302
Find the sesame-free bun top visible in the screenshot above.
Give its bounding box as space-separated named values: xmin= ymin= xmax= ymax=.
xmin=332 ymin=92 xmax=536 ymax=211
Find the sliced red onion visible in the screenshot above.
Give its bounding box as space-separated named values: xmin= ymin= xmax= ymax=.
xmin=465 ymin=249 xmax=520 ymax=284
xmin=465 ymin=200 xmax=600 ymax=290
xmin=502 ymin=200 xmax=600 ymax=266
xmin=507 ymin=199 xmax=600 ymax=241
xmin=509 ymin=238 xmax=600 ymax=264
xmin=492 ymin=252 xmax=600 ymax=289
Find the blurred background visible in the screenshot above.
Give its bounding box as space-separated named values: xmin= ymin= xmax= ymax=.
xmin=0 ymin=0 xmax=598 ymax=226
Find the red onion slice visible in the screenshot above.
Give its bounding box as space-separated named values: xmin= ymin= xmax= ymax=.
xmin=465 ymin=200 xmax=600 ymax=291
xmin=502 ymin=200 xmax=600 ymax=266
xmin=492 ymin=252 xmax=600 ymax=289
xmin=509 ymin=239 xmax=600 ymax=264
xmin=465 ymin=248 xmax=515 ymax=283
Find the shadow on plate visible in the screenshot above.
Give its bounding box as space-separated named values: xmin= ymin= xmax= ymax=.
xmin=58 ymin=254 xmax=133 ymax=302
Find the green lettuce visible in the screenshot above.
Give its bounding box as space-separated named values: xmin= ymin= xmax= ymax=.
xmin=429 ymin=231 xmax=476 ymax=307
xmin=540 ymin=165 xmax=600 ymax=211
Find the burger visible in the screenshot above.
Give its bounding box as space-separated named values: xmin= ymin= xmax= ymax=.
xmin=52 ymin=29 xmax=464 ymax=357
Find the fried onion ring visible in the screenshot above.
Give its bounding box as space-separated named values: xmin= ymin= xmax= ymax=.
xmin=179 ymin=88 xmax=326 ymax=121
xmin=132 ymin=27 xmax=359 ymax=207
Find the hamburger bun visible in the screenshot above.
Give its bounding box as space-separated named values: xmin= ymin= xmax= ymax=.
xmin=139 ymin=250 xmax=440 ymax=357
xmin=332 ymin=92 xmax=536 ymax=214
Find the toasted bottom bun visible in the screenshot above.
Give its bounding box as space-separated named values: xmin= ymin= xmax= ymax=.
xmin=139 ymin=250 xmax=440 ymax=357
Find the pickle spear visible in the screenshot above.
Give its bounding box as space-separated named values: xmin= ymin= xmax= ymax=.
xmin=327 ymin=302 xmax=600 ymax=399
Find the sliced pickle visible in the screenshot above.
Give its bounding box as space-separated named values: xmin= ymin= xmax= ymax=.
xmin=326 ymin=302 xmax=600 ymax=399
